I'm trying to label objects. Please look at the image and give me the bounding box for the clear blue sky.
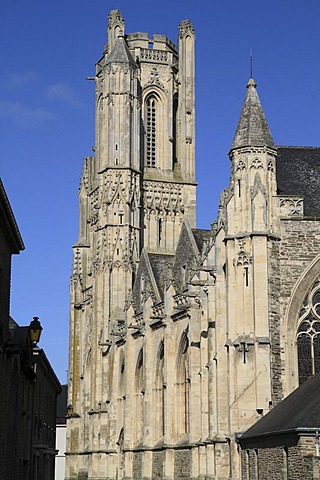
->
[1,0,319,383]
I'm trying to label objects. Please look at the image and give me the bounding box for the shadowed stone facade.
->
[66,9,320,480]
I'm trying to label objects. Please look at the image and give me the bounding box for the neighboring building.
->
[0,178,29,479]
[238,374,320,479]
[55,385,67,480]
[66,9,320,480]
[0,178,61,480]
[32,348,61,480]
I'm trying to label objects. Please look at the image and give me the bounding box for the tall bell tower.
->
[66,10,196,479]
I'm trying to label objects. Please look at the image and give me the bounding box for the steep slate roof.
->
[239,374,320,447]
[231,78,275,150]
[132,251,174,312]
[148,254,175,299]
[172,222,201,293]
[191,228,212,254]
[106,35,136,65]
[276,146,320,217]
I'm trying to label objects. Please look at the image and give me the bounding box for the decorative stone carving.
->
[250,172,266,199]
[236,159,246,171]
[108,10,125,30]
[233,250,252,267]
[250,158,263,169]
[143,181,184,216]
[88,187,100,226]
[179,19,195,37]
[140,49,168,63]
[145,66,166,91]
[267,160,275,172]
[71,247,83,287]
[141,64,171,93]
[279,197,304,216]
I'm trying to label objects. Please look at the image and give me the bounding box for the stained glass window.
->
[297,278,320,384]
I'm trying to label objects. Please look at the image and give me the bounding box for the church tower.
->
[66,10,196,479]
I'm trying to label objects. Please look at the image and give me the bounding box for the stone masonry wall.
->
[280,219,320,300]
[152,450,164,479]
[132,452,142,480]
[241,444,319,480]
[268,238,282,404]
[174,449,191,479]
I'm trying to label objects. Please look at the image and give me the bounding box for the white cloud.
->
[0,100,53,126]
[1,71,38,88]
[45,82,81,106]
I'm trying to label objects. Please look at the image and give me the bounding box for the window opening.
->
[238,179,241,198]
[158,218,162,246]
[146,96,157,167]
[244,266,249,287]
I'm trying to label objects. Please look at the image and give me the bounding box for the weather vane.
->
[250,50,253,78]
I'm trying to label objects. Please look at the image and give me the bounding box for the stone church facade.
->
[66,9,320,480]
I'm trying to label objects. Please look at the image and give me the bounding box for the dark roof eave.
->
[239,426,320,444]
[0,179,25,252]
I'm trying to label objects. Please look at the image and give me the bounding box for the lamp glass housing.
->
[29,317,43,344]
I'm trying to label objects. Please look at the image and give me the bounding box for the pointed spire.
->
[106,35,136,66]
[107,9,125,52]
[231,78,274,150]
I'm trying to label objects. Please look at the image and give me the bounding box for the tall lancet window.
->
[297,277,320,384]
[176,332,189,437]
[145,95,157,167]
[154,340,165,439]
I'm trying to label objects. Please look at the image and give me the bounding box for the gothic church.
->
[66,9,320,480]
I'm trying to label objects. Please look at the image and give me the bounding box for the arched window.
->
[176,332,189,437]
[145,95,157,168]
[297,277,320,384]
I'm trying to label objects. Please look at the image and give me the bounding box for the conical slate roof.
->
[231,78,275,150]
[106,35,136,66]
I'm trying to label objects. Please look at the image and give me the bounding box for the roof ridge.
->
[277,145,320,149]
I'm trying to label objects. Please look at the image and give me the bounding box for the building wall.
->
[55,425,66,480]
[240,436,320,480]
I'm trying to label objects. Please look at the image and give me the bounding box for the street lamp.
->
[29,317,43,345]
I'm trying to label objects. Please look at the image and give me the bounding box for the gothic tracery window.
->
[145,95,157,167]
[297,277,320,384]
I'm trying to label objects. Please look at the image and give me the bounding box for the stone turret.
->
[220,78,279,448]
